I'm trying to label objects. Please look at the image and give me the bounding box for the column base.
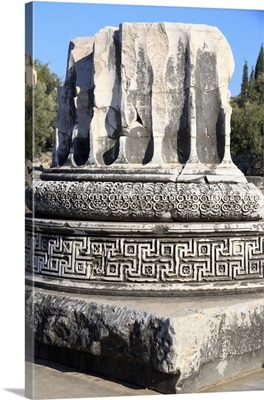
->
[25,216,264,295]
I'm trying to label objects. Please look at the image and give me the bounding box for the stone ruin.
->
[25,23,264,395]
[27,22,264,223]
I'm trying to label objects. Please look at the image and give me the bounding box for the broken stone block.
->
[56,37,94,166]
[54,23,240,173]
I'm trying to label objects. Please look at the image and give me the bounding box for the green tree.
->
[34,81,58,154]
[240,60,248,98]
[231,45,264,163]
[25,60,62,160]
[231,46,264,165]
[254,44,264,81]
[231,101,264,158]
[247,66,255,100]
[34,60,62,95]
[254,44,264,96]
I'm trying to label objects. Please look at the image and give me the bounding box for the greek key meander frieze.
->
[25,230,264,283]
[26,181,264,221]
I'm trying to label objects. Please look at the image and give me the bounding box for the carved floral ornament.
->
[26,181,264,221]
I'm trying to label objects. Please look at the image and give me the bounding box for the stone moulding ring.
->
[26,180,264,222]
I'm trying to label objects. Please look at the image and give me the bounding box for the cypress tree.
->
[249,66,255,82]
[254,44,264,80]
[247,66,256,100]
[241,60,249,97]
[231,45,264,163]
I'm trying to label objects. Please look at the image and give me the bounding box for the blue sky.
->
[26,1,264,97]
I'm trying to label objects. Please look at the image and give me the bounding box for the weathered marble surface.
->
[53,23,244,180]
[26,180,264,221]
[56,37,94,166]
[25,23,264,396]
[26,22,264,222]
[25,287,264,393]
[25,217,264,295]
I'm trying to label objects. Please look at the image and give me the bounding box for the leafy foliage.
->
[254,44,264,81]
[25,60,62,160]
[34,60,62,95]
[231,101,264,157]
[231,44,264,160]
[240,60,248,97]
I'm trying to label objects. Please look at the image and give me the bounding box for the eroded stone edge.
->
[25,287,264,393]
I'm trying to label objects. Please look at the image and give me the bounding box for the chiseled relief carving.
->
[25,22,264,296]
[27,180,263,221]
[25,230,264,283]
